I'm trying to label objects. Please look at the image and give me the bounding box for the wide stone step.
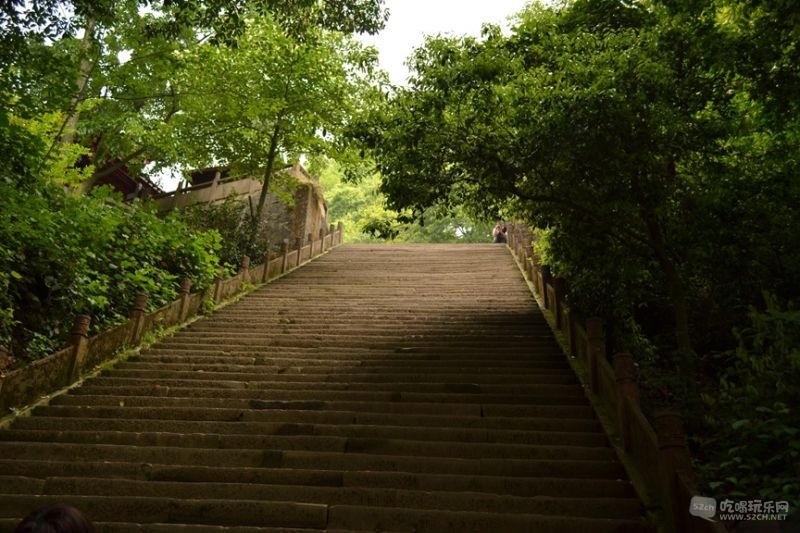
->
[71,379,581,398]
[0,431,613,461]
[54,387,586,407]
[279,451,625,478]
[58,390,586,407]
[14,477,642,519]
[0,443,625,478]
[120,359,574,373]
[32,402,595,423]
[12,415,603,438]
[325,504,648,533]
[0,462,343,487]
[48,395,579,416]
[0,462,631,497]
[150,338,553,350]
[128,354,575,370]
[133,350,574,366]
[0,519,328,533]
[94,369,578,385]
[0,430,611,460]
[0,495,327,529]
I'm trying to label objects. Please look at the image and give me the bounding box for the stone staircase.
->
[0,244,650,532]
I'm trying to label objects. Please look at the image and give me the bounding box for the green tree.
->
[1,0,388,190]
[350,0,800,504]
[353,0,800,362]
[170,14,381,237]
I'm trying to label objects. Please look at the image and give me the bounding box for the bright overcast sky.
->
[359,0,533,85]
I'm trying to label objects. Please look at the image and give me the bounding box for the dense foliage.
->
[0,177,220,365]
[176,196,270,271]
[351,0,800,507]
[313,158,496,243]
[0,0,387,367]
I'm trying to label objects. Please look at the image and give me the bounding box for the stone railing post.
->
[613,351,639,452]
[319,228,325,254]
[281,240,290,274]
[307,232,314,257]
[178,279,192,323]
[586,317,604,394]
[525,245,534,282]
[553,277,567,329]
[294,237,302,267]
[213,266,224,303]
[68,314,91,383]
[655,410,693,532]
[530,255,541,295]
[516,231,525,260]
[129,293,149,345]
[541,265,553,309]
[261,252,271,283]
[655,410,692,474]
[239,255,250,289]
[567,309,578,358]
[337,221,344,245]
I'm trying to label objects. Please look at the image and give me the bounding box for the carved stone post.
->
[553,277,567,329]
[655,410,692,532]
[319,228,325,254]
[541,265,552,309]
[524,245,534,282]
[178,279,192,323]
[261,252,271,283]
[327,223,335,251]
[281,240,290,274]
[530,255,540,295]
[129,293,149,345]
[655,410,692,474]
[613,351,639,451]
[567,309,578,358]
[586,317,604,394]
[213,266,224,303]
[239,255,250,290]
[337,221,344,245]
[68,314,91,383]
[294,237,302,268]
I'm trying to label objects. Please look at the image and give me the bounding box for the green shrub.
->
[0,181,221,362]
[696,296,800,507]
[177,195,270,271]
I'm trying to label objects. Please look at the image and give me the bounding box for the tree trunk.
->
[63,17,96,147]
[631,169,693,357]
[249,123,282,247]
[639,204,693,356]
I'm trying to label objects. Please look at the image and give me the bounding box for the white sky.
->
[359,0,533,85]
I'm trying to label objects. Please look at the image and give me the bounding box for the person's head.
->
[14,505,95,533]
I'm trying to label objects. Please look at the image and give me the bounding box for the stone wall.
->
[153,164,327,249]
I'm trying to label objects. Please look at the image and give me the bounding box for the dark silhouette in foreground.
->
[14,505,95,533]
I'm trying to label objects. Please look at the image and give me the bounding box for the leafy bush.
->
[176,195,270,271]
[0,180,221,363]
[696,297,800,507]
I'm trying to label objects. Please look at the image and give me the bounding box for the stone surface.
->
[0,244,650,532]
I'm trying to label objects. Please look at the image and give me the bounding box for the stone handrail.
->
[0,222,345,417]
[507,223,726,533]
[152,175,263,212]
